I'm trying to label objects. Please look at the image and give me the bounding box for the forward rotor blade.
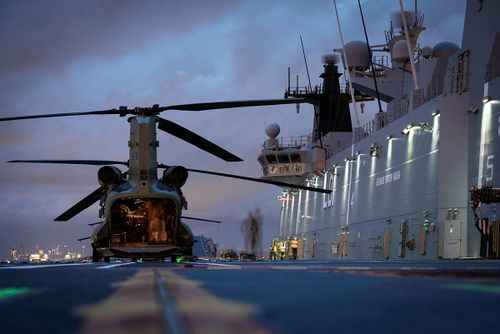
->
[182,216,222,224]
[158,164,331,194]
[8,160,128,166]
[0,109,121,122]
[156,117,242,162]
[88,221,104,226]
[0,98,307,122]
[161,98,305,112]
[55,187,105,221]
[77,236,92,242]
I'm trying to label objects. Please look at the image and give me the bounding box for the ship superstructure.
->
[263,0,500,260]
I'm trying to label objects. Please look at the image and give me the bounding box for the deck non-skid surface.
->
[1,260,500,333]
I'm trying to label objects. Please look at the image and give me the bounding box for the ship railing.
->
[354,112,389,141]
[448,50,471,94]
[412,75,445,109]
[387,100,409,121]
[327,138,352,157]
[372,55,390,70]
[263,135,312,150]
[286,84,350,96]
[384,30,394,46]
[486,57,500,82]
[413,51,471,109]
[286,85,322,96]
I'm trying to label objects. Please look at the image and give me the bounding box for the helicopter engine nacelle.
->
[97,166,122,187]
[162,166,188,188]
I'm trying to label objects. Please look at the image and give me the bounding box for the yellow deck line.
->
[75,268,269,334]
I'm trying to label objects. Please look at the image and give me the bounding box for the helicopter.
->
[0,99,331,262]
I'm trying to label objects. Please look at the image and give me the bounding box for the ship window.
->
[266,154,277,163]
[290,154,301,162]
[278,154,290,163]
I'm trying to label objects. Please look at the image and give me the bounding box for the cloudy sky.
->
[0,0,466,258]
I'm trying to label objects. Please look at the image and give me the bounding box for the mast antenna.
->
[299,35,323,148]
[399,0,421,90]
[332,0,361,128]
[300,35,313,91]
[357,0,384,114]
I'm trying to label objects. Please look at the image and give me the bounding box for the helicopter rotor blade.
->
[88,221,104,226]
[0,109,123,122]
[161,98,305,112]
[55,187,105,222]
[181,216,222,224]
[186,168,330,194]
[8,160,128,166]
[0,98,306,123]
[77,236,92,242]
[156,117,242,162]
[157,164,330,194]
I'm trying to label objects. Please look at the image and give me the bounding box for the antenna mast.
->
[332,0,360,128]
[399,0,421,90]
[357,0,384,113]
[300,35,313,91]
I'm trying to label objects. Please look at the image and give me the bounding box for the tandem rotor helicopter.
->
[0,99,330,262]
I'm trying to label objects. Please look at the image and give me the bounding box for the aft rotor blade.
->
[55,187,105,221]
[161,98,305,112]
[156,117,242,162]
[77,236,92,242]
[88,221,104,226]
[186,169,330,194]
[182,216,222,224]
[158,164,331,194]
[8,160,128,166]
[0,109,121,122]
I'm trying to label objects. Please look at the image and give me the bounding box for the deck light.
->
[401,123,414,135]
[419,122,433,133]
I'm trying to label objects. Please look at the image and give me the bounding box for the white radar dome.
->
[432,42,460,58]
[265,123,281,139]
[421,45,432,58]
[344,41,370,69]
[392,39,410,64]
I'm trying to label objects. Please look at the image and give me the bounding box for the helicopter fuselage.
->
[91,116,192,261]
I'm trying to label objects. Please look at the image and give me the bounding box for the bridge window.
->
[266,154,277,163]
[278,154,290,163]
[290,154,302,162]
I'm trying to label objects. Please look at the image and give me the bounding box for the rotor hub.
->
[118,104,162,117]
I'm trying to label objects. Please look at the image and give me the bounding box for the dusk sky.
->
[0,0,466,258]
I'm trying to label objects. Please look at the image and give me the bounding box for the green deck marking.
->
[0,287,30,300]
[446,283,500,295]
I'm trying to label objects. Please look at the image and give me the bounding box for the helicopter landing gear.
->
[92,248,110,263]
[92,248,101,263]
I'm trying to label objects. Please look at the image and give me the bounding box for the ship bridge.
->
[258,124,325,186]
